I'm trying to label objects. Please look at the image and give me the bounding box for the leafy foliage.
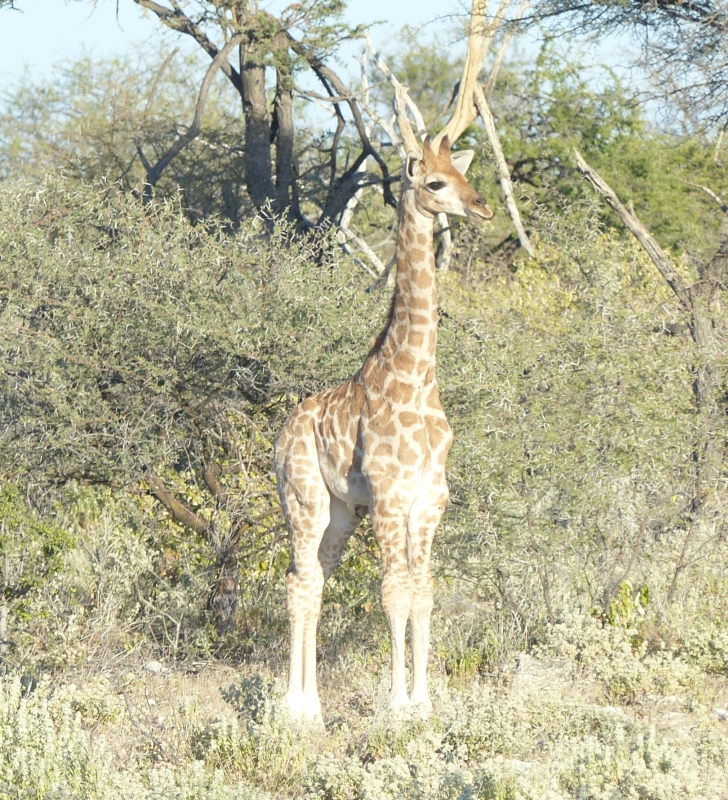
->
[0,483,73,644]
[0,173,391,644]
[0,173,387,483]
[0,51,249,221]
[1,171,725,663]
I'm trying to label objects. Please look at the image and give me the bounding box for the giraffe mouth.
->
[468,205,494,221]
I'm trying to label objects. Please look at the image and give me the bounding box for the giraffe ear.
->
[406,151,421,179]
[450,149,475,176]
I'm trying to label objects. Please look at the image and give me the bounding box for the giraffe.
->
[274,135,493,724]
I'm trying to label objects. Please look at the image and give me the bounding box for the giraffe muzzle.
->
[469,195,494,221]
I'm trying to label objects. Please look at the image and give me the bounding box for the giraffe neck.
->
[376,189,439,382]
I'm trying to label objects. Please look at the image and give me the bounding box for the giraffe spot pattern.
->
[274,136,483,723]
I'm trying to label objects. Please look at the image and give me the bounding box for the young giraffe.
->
[275,135,493,724]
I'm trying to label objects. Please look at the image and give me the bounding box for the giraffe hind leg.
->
[298,496,361,719]
[276,414,330,725]
[318,495,361,581]
[283,485,360,725]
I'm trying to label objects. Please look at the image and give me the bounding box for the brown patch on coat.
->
[408,296,430,310]
[397,441,419,465]
[390,382,415,404]
[411,269,433,289]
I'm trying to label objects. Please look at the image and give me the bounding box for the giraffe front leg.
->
[383,566,412,711]
[408,482,448,711]
[372,502,413,712]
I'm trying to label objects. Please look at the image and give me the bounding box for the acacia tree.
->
[0,171,393,636]
[574,152,727,602]
[0,51,252,220]
[130,0,396,227]
[531,0,728,135]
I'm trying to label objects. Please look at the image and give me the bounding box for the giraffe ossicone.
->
[274,135,493,725]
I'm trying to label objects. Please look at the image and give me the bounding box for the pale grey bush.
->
[681,628,728,675]
[441,688,527,763]
[533,610,702,703]
[0,676,273,800]
[4,649,728,800]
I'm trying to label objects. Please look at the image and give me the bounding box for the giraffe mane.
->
[368,291,397,357]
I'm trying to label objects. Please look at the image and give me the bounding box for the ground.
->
[2,605,727,800]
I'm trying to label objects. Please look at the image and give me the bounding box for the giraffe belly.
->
[318,446,371,507]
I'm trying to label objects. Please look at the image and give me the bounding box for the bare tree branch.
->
[691,183,728,213]
[574,148,692,310]
[338,223,387,276]
[436,0,511,148]
[285,29,397,210]
[365,34,422,155]
[133,47,179,174]
[138,35,245,194]
[484,0,530,100]
[474,83,535,257]
[146,472,212,540]
[133,0,244,94]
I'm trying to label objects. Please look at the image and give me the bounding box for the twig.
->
[574,148,692,310]
[483,0,529,100]
[474,84,534,257]
[683,181,728,213]
[365,34,423,155]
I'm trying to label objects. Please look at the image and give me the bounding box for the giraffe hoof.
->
[286,693,324,729]
[409,695,433,717]
[388,691,412,715]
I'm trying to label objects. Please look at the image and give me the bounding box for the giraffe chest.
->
[358,380,451,487]
[314,379,450,505]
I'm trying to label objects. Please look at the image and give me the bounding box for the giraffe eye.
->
[427,181,445,191]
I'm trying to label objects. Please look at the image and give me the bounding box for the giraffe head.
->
[403,135,494,221]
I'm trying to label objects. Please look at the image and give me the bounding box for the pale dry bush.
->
[533,610,703,704]
[5,492,220,672]
[0,674,272,800]
[3,617,728,800]
[680,627,728,675]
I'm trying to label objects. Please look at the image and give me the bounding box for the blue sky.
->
[0,0,472,82]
